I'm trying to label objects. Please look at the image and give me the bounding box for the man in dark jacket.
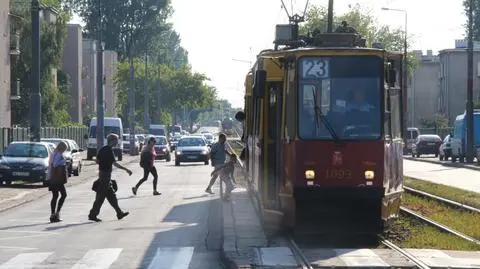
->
[88,133,132,222]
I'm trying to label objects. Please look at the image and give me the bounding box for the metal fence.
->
[0,127,88,153]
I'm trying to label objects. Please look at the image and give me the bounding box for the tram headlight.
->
[364,170,374,180]
[305,170,315,180]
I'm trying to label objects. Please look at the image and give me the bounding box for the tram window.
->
[389,92,402,138]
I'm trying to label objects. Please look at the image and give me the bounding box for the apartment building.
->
[82,38,97,117]
[408,50,440,127]
[103,50,118,116]
[0,1,11,128]
[61,24,83,123]
[439,39,480,122]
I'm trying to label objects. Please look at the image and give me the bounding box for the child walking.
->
[210,153,238,200]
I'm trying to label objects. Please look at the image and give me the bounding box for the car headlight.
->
[0,164,10,169]
[201,150,208,154]
[176,150,182,155]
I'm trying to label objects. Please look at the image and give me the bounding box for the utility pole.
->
[128,31,136,155]
[144,49,149,130]
[467,0,475,163]
[30,0,41,142]
[96,0,105,150]
[327,0,334,33]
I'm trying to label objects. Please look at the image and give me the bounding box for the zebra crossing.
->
[0,246,197,269]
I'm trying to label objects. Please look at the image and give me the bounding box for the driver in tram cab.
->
[346,89,375,112]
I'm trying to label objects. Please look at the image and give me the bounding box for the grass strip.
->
[383,213,480,250]
[402,193,480,240]
[404,177,480,209]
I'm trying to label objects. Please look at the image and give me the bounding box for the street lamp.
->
[96,0,105,151]
[382,7,408,141]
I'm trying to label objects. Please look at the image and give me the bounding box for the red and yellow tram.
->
[236,21,405,237]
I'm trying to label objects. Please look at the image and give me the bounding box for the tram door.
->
[266,82,282,206]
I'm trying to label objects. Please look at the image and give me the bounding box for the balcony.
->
[10,33,20,56]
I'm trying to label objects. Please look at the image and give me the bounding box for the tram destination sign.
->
[301,58,330,79]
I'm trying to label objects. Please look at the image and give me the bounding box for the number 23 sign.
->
[301,58,329,79]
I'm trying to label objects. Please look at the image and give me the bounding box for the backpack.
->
[139,151,150,168]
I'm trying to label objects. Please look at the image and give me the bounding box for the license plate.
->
[13,172,29,176]
[187,156,197,159]
[428,143,435,145]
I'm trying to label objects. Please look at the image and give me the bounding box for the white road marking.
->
[0,252,52,269]
[334,249,389,267]
[258,247,298,266]
[406,249,478,268]
[146,247,195,269]
[70,248,122,269]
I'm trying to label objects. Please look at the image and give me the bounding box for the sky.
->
[70,0,465,108]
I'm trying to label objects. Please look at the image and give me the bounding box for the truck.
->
[148,124,167,137]
[450,109,480,162]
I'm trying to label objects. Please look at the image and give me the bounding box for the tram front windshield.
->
[298,56,382,140]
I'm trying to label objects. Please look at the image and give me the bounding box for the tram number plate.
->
[325,169,352,179]
[301,58,329,79]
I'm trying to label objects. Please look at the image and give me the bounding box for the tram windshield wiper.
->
[311,88,341,142]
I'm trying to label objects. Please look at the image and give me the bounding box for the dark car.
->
[175,136,210,166]
[411,134,442,158]
[41,138,83,177]
[0,142,54,186]
[153,136,171,162]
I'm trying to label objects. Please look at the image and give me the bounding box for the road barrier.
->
[0,126,88,153]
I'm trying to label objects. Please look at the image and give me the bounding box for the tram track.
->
[398,186,480,246]
[379,237,432,269]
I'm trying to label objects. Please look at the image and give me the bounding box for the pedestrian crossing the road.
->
[0,247,198,269]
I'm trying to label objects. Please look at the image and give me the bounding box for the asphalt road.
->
[0,155,225,269]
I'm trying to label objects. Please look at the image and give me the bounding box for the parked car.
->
[175,136,210,166]
[439,134,453,161]
[405,127,421,154]
[411,134,442,158]
[152,136,171,162]
[41,138,83,176]
[0,142,55,186]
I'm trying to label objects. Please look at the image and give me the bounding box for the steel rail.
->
[288,239,314,269]
[400,206,480,245]
[404,186,480,214]
[379,236,431,269]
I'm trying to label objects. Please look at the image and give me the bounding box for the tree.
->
[66,0,188,67]
[463,0,480,40]
[114,59,217,127]
[419,114,450,130]
[301,4,418,73]
[10,0,73,126]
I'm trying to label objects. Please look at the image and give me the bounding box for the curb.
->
[0,156,139,214]
[404,156,480,172]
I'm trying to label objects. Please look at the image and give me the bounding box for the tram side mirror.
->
[83,134,88,140]
[235,111,246,122]
[253,70,266,98]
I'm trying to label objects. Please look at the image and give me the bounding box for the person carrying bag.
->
[47,141,68,223]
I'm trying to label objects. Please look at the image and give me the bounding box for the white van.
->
[86,117,124,161]
[149,124,167,137]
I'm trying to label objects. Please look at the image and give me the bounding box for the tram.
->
[235,9,405,237]
[221,117,234,135]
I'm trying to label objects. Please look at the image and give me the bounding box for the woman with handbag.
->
[47,141,68,223]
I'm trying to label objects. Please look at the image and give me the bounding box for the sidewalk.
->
[404,156,480,172]
[222,162,268,268]
[0,155,139,213]
[404,158,480,193]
